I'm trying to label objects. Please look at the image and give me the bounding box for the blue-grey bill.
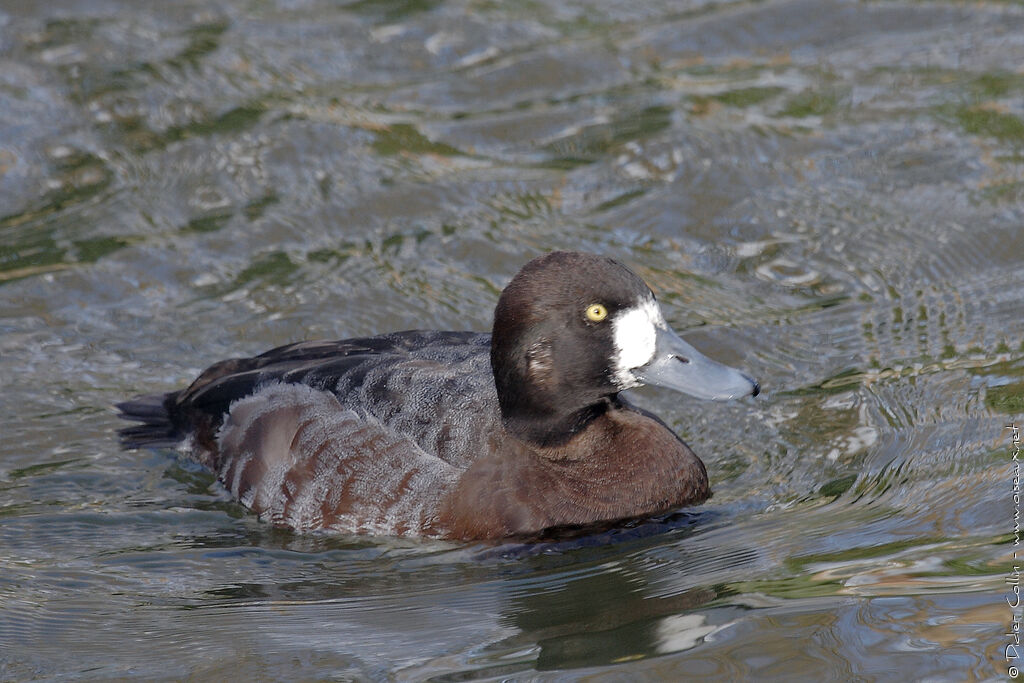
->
[634,324,759,400]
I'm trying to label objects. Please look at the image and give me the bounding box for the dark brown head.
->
[490,251,759,446]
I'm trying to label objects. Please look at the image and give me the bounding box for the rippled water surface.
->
[2,0,1023,680]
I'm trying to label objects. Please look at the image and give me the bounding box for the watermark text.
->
[1007,423,1021,678]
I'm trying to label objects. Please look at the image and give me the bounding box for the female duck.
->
[118,251,758,540]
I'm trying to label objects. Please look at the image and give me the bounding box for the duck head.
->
[490,251,759,445]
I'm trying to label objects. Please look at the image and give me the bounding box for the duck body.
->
[118,252,757,540]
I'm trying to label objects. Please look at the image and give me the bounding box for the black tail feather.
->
[116,392,182,449]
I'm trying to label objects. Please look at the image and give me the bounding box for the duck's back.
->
[269,331,499,469]
[118,331,501,534]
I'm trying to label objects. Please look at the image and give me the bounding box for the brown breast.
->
[437,407,710,540]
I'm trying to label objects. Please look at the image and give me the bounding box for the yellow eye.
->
[585,303,608,322]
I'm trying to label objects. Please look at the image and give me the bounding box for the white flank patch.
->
[611,297,662,386]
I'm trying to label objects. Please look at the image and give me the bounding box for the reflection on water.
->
[1,0,1022,679]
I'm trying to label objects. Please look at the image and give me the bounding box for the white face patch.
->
[611,297,663,387]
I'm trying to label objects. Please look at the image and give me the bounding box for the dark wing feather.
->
[117,330,495,464]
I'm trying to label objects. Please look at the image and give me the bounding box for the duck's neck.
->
[500,396,616,448]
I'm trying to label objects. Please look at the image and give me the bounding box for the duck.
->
[117,251,759,540]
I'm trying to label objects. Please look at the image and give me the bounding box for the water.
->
[1,0,1021,679]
